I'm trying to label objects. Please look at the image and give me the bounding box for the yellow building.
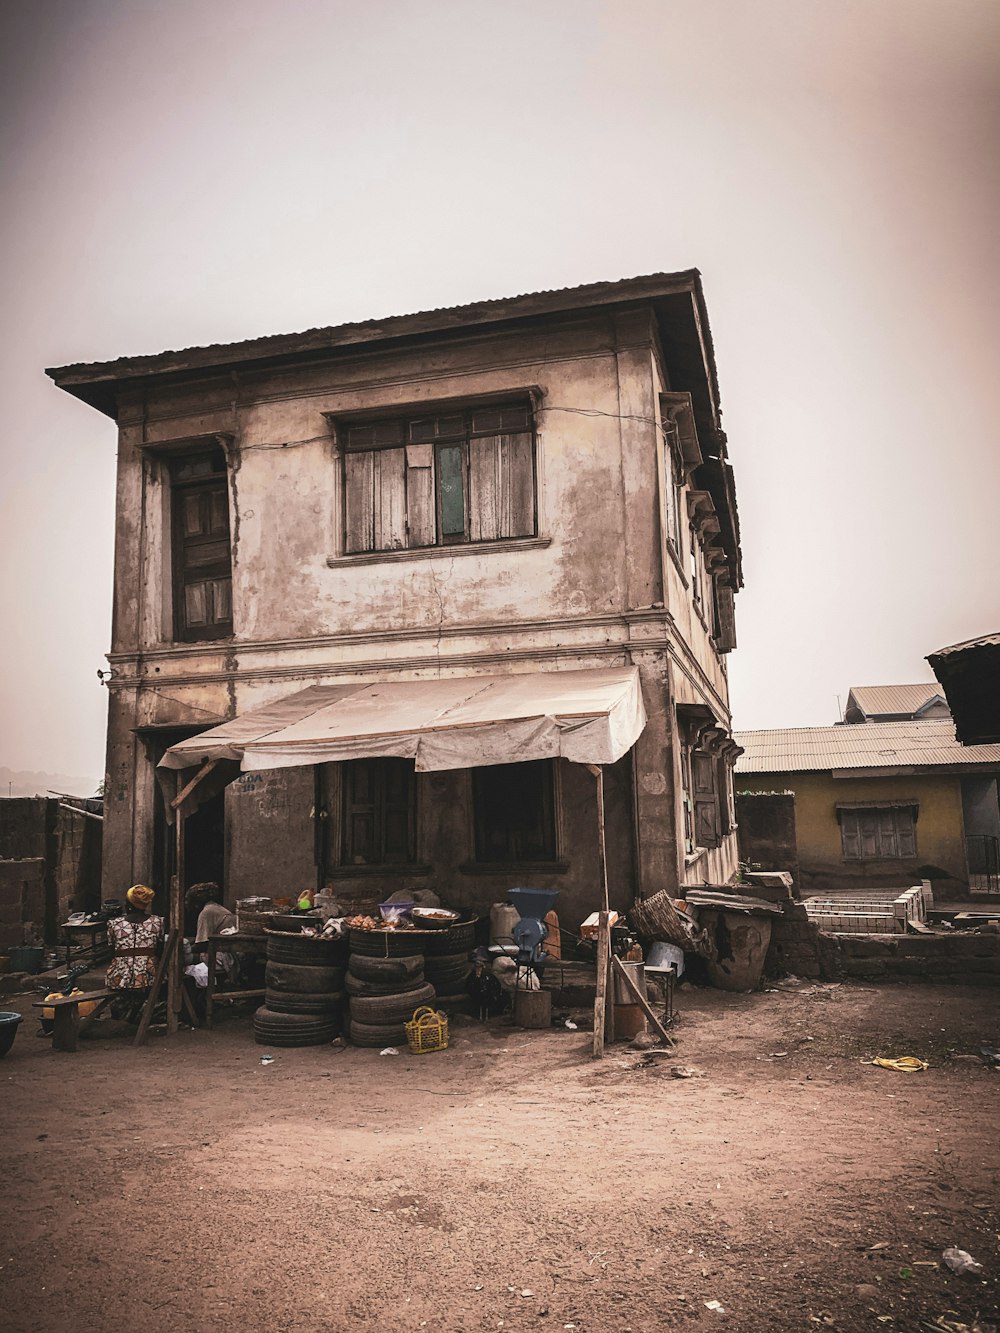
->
[735,716,1000,899]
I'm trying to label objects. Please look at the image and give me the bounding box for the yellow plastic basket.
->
[404,1005,449,1054]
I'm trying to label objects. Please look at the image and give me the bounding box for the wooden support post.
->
[135,930,179,1047]
[167,775,187,1035]
[610,955,676,1046]
[588,764,614,1057]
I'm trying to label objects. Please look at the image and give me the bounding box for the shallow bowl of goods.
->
[0,1010,24,1057]
[270,912,323,932]
[410,907,460,930]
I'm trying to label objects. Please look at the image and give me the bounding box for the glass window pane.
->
[438,445,466,537]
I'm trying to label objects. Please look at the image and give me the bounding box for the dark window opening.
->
[342,401,536,554]
[170,448,233,642]
[473,760,557,864]
[342,758,416,866]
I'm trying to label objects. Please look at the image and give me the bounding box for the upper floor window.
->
[169,449,232,642]
[342,401,536,555]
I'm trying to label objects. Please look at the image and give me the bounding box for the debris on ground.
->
[941,1247,984,1277]
[867,1056,929,1072]
[671,1065,706,1079]
[379,1047,400,1057]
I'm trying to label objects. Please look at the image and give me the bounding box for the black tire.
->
[265,931,347,966]
[346,972,425,998]
[424,918,477,956]
[253,1005,340,1046]
[349,981,435,1024]
[348,928,434,958]
[348,1017,409,1048]
[265,989,345,1016]
[265,961,345,993]
[347,953,424,986]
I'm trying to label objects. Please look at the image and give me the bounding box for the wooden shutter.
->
[858,811,880,859]
[175,476,232,640]
[715,584,737,652]
[875,809,899,858]
[692,751,720,849]
[841,810,861,859]
[344,452,375,553]
[405,444,436,547]
[344,760,378,865]
[896,809,917,857]
[469,433,534,541]
[381,759,415,864]
[373,448,406,551]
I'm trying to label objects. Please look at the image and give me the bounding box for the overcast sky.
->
[1,0,998,787]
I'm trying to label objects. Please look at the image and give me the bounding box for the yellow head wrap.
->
[126,884,155,913]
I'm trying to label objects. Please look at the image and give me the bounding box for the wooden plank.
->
[611,955,676,1046]
[344,451,375,553]
[170,758,220,810]
[501,432,534,537]
[593,909,609,1059]
[374,447,407,550]
[469,436,499,541]
[405,444,436,547]
[135,930,179,1047]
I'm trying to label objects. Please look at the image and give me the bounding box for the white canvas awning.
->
[158,666,646,775]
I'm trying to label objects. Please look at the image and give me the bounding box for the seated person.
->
[106,884,164,1020]
[185,882,238,987]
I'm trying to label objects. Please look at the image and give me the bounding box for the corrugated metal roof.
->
[929,631,1000,657]
[735,718,1000,774]
[847,683,947,717]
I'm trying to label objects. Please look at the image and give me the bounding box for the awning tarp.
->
[158,666,646,775]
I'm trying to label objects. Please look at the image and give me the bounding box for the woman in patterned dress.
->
[106,885,164,1019]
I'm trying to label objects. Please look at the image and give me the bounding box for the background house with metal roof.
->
[735,713,1000,898]
[842,683,951,724]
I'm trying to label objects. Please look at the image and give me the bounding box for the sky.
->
[1,0,998,787]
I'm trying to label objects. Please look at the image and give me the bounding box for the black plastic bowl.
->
[0,1011,24,1058]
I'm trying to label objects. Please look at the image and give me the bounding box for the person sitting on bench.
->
[106,885,164,1021]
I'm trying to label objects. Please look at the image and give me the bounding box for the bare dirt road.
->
[1,980,997,1333]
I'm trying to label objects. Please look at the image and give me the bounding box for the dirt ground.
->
[1,979,998,1333]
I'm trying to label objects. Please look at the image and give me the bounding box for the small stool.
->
[32,989,113,1052]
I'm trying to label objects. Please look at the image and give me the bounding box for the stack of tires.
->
[423,916,477,1008]
[253,929,347,1047]
[347,928,436,1048]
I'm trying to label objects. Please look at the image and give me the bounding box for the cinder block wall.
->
[819,932,1000,986]
[0,859,46,951]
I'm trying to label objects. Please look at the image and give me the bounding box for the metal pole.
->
[168,774,186,1034]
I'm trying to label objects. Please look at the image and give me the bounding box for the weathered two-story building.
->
[48,272,744,926]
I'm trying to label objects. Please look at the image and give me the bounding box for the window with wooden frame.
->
[341,400,536,555]
[472,760,558,864]
[169,449,233,642]
[341,758,416,867]
[839,805,917,860]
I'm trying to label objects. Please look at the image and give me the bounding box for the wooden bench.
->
[32,989,114,1052]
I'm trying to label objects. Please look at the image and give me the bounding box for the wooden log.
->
[593,909,609,1058]
[170,758,219,810]
[610,955,676,1046]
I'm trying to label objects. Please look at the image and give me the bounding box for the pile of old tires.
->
[423,916,476,1007]
[347,927,436,1048]
[253,928,347,1047]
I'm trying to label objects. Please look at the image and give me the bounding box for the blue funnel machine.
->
[508,888,560,974]
[508,888,560,922]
